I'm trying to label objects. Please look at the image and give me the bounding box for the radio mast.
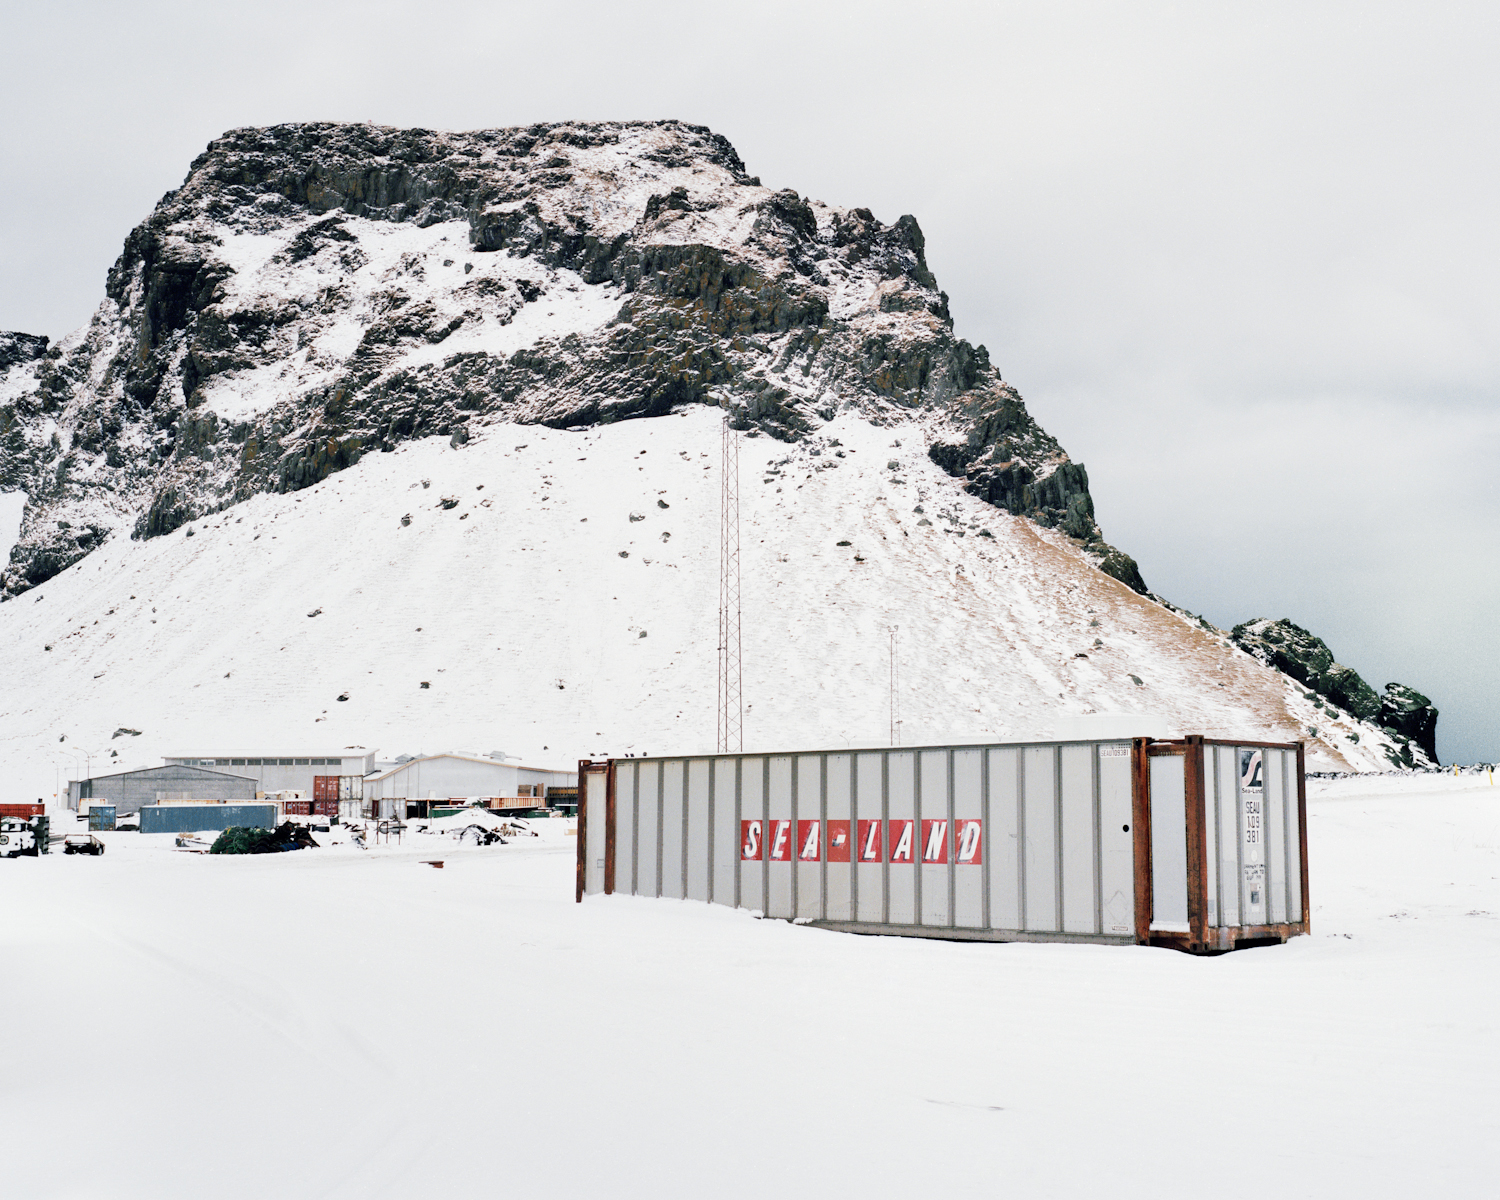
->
[717,412,743,753]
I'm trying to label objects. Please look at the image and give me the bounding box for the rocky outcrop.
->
[1,120,1124,599]
[0,332,48,372]
[1377,683,1439,766]
[1231,618,1439,765]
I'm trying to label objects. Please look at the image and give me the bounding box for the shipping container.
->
[139,804,279,835]
[0,804,45,818]
[577,736,1309,954]
[88,806,117,831]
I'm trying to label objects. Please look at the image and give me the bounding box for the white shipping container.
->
[578,737,1309,954]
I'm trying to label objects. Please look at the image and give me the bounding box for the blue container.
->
[88,806,117,831]
[139,804,278,835]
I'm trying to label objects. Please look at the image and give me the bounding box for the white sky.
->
[1,1,1495,762]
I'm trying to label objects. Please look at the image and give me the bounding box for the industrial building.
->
[68,764,258,814]
[64,747,577,822]
[161,750,377,798]
[362,753,576,809]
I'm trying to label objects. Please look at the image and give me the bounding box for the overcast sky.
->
[2,1,1495,762]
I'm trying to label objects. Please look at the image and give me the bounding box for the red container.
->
[283,801,312,816]
[0,803,44,818]
[313,776,339,802]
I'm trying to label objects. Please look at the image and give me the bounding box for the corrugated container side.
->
[740,757,765,914]
[1097,745,1135,937]
[952,749,983,929]
[139,804,277,835]
[853,752,884,924]
[711,758,735,905]
[795,755,822,920]
[987,747,1021,932]
[661,760,686,902]
[582,736,1307,954]
[686,759,711,903]
[825,753,852,921]
[616,761,637,896]
[886,752,916,925]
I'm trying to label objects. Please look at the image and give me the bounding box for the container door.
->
[1263,749,1287,925]
[1148,753,1190,932]
[1237,749,1267,926]
[583,769,607,895]
[1214,746,1241,927]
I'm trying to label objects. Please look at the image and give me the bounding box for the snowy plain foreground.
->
[2,775,1495,1199]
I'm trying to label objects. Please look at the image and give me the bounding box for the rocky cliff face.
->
[0,120,1142,599]
[1231,618,1439,765]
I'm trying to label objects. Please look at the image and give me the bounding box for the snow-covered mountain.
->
[0,121,1436,799]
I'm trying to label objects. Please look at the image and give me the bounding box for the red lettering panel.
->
[955,818,983,865]
[740,820,763,861]
[797,819,821,861]
[921,818,948,864]
[857,819,883,862]
[768,819,793,862]
[827,820,851,863]
[889,819,915,863]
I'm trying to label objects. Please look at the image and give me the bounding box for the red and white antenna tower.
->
[717,411,744,753]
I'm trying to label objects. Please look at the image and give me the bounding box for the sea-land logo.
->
[742,819,982,865]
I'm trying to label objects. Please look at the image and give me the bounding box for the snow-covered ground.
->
[0,407,1408,808]
[1,773,1495,1198]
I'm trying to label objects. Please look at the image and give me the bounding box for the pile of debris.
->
[414,807,540,845]
[209,822,320,855]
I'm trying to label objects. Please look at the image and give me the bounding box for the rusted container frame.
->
[1141,736,1311,953]
[575,760,609,903]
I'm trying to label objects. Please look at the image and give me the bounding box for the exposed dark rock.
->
[0,332,49,371]
[2,118,1125,605]
[1378,683,1439,764]
[1231,618,1437,763]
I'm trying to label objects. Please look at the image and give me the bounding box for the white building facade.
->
[362,754,575,803]
[162,750,377,796]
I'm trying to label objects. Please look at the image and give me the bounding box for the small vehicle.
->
[63,833,106,856]
[1,817,38,857]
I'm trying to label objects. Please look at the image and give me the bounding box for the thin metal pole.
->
[889,625,900,746]
[717,412,743,753]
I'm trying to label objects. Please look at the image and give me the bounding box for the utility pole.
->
[717,411,743,753]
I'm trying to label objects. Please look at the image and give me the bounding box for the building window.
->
[278,759,294,766]
[231,759,246,766]
[244,759,261,766]
[294,759,310,766]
